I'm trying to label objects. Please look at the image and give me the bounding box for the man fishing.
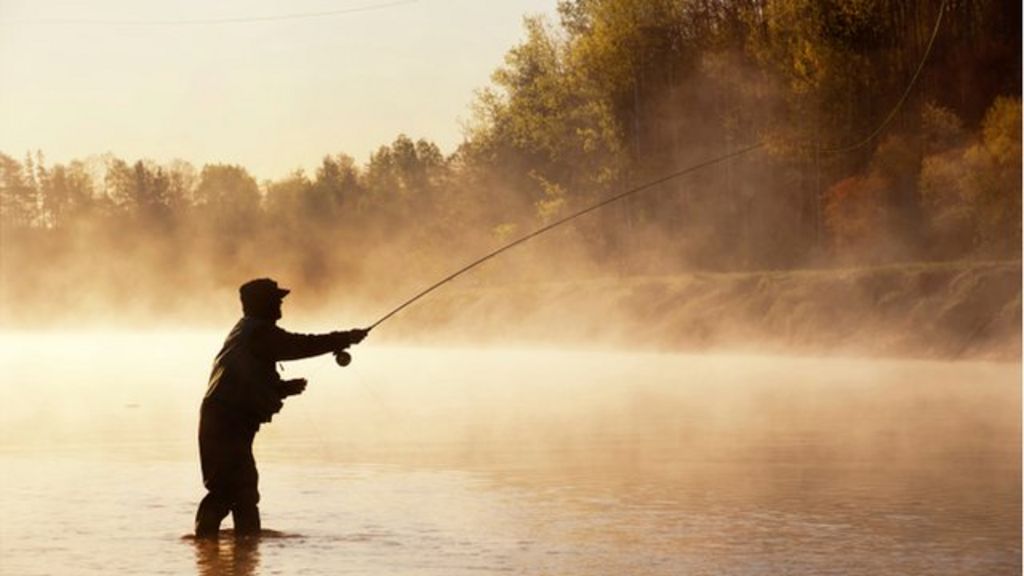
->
[195,278,368,538]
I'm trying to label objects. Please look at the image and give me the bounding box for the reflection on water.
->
[0,334,1020,575]
[192,535,260,576]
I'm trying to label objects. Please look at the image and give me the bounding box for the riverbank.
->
[382,260,1021,361]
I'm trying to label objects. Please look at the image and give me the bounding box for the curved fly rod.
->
[326,142,760,368]
[364,142,764,333]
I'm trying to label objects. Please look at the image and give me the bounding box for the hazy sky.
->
[0,0,556,180]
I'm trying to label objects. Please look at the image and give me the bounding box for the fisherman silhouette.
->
[194,278,367,538]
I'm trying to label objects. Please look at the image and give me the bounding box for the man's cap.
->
[239,278,290,303]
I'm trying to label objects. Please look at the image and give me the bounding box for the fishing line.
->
[814,0,947,154]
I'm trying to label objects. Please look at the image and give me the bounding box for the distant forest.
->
[1,0,1020,323]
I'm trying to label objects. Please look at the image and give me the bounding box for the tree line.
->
[1,0,1020,323]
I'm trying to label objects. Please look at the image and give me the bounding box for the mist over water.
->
[1,332,1019,575]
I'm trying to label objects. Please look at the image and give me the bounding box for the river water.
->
[0,332,1020,575]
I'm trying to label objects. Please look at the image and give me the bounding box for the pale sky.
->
[0,0,557,180]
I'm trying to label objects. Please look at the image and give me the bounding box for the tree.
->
[39,161,95,230]
[309,154,362,224]
[966,96,1021,255]
[105,159,176,229]
[0,153,39,230]
[918,96,1021,258]
[194,164,261,233]
[824,173,895,260]
[365,134,450,222]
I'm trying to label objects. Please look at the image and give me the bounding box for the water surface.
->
[1,333,1019,575]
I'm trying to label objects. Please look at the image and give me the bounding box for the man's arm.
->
[253,325,368,362]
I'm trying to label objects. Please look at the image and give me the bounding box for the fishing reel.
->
[332,326,371,367]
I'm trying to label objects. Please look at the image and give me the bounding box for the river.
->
[0,332,1019,575]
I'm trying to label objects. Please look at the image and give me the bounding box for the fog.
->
[0,137,1018,361]
[2,332,1018,477]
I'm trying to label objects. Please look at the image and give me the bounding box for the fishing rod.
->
[328,143,759,366]
[327,142,763,367]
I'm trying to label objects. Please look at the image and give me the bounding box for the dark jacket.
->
[201,316,357,429]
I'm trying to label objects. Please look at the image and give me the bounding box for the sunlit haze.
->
[0,0,555,180]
